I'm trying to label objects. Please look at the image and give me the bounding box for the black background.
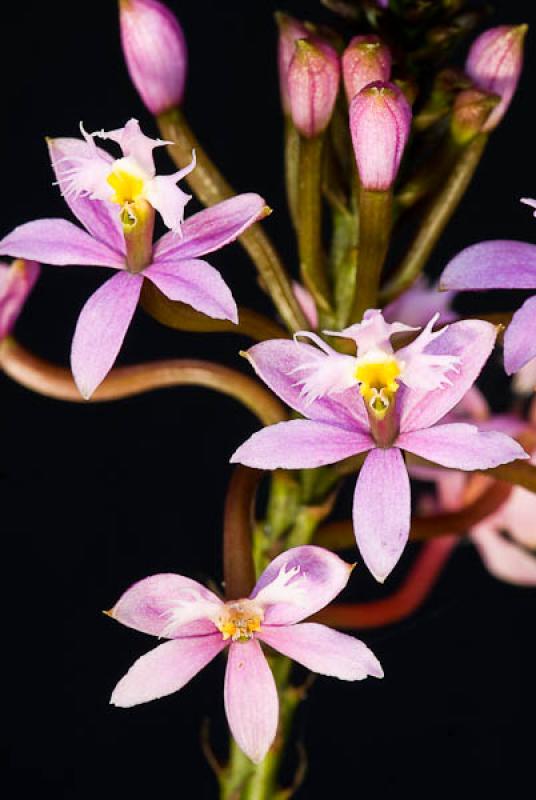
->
[2,1,536,797]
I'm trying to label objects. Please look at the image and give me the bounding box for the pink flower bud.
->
[287,38,341,138]
[276,12,309,113]
[349,81,412,191]
[342,35,392,102]
[0,259,40,339]
[119,0,188,115]
[465,24,527,131]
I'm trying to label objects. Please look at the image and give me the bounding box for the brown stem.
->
[315,477,513,550]
[0,338,287,427]
[141,281,287,341]
[223,466,261,600]
[157,107,308,333]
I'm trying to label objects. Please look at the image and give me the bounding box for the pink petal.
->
[259,623,383,680]
[513,356,536,395]
[440,240,536,290]
[251,545,353,625]
[245,339,370,431]
[0,259,40,339]
[111,635,225,707]
[399,319,497,433]
[230,419,373,470]
[436,471,466,511]
[471,526,536,587]
[47,137,125,254]
[398,423,528,470]
[0,219,125,269]
[504,296,536,374]
[145,259,238,323]
[98,118,166,176]
[353,447,411,582]
[71,271,142,398]
[154,194,266,262]
[111,573,223,638]
[329,308,416,352]
[292,281,318,328]
[384,277,457,328]
[224,640,278,764]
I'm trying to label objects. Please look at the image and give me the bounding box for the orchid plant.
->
[1,1,534,797]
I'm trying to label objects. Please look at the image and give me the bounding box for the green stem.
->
[141,281,288,342]
[380,134,488,304]
[157,107,308,333]
[351,188,393,322]
[297,135,332,313]
[284,116,301,230]
[331,205,359,328]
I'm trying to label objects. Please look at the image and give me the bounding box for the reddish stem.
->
[312,536,457,629]
[223,466,261,600]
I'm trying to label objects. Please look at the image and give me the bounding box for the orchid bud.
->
[451,88,500,145]
[349,81,412,191]
[0,259,40,339]
[276,12,309,113]
[465,24,527,131]
[119,0,188,115]
[287,38,341,138]
[342,35,391,102]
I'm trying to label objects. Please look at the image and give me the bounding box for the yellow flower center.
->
[216,601,263,643]
[107,168,145,207]
[354,357,401,419]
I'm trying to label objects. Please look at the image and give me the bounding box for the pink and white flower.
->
[109,545,383,764]
[0,119,266,398]
[231,310,527,582]
[0,259,40,339]
[54,118,194,234]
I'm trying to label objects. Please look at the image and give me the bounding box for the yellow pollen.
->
[354,358,401,419]
[216,602,263,643]
[107,168,145,207]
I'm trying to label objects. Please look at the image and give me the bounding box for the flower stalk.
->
[0,338,287,426]
[351,188,392,321]
[223,467,260,601]
[141,280,288,341]
[297,135,332,313]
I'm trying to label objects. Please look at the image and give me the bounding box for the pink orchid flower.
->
[231,310,527,582]
[0,119,266,398]
[440,198,536,376]
[435,446,536,587]
[0,259,40,339]
[108,545,383,764]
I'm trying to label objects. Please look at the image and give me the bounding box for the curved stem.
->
[223,467,260,600]
[315,478,513,549]
[141,281,288,341]
[380,134,488,304]
[157,107,308,333]
[0,338,287,427]
[312,536,457,630]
